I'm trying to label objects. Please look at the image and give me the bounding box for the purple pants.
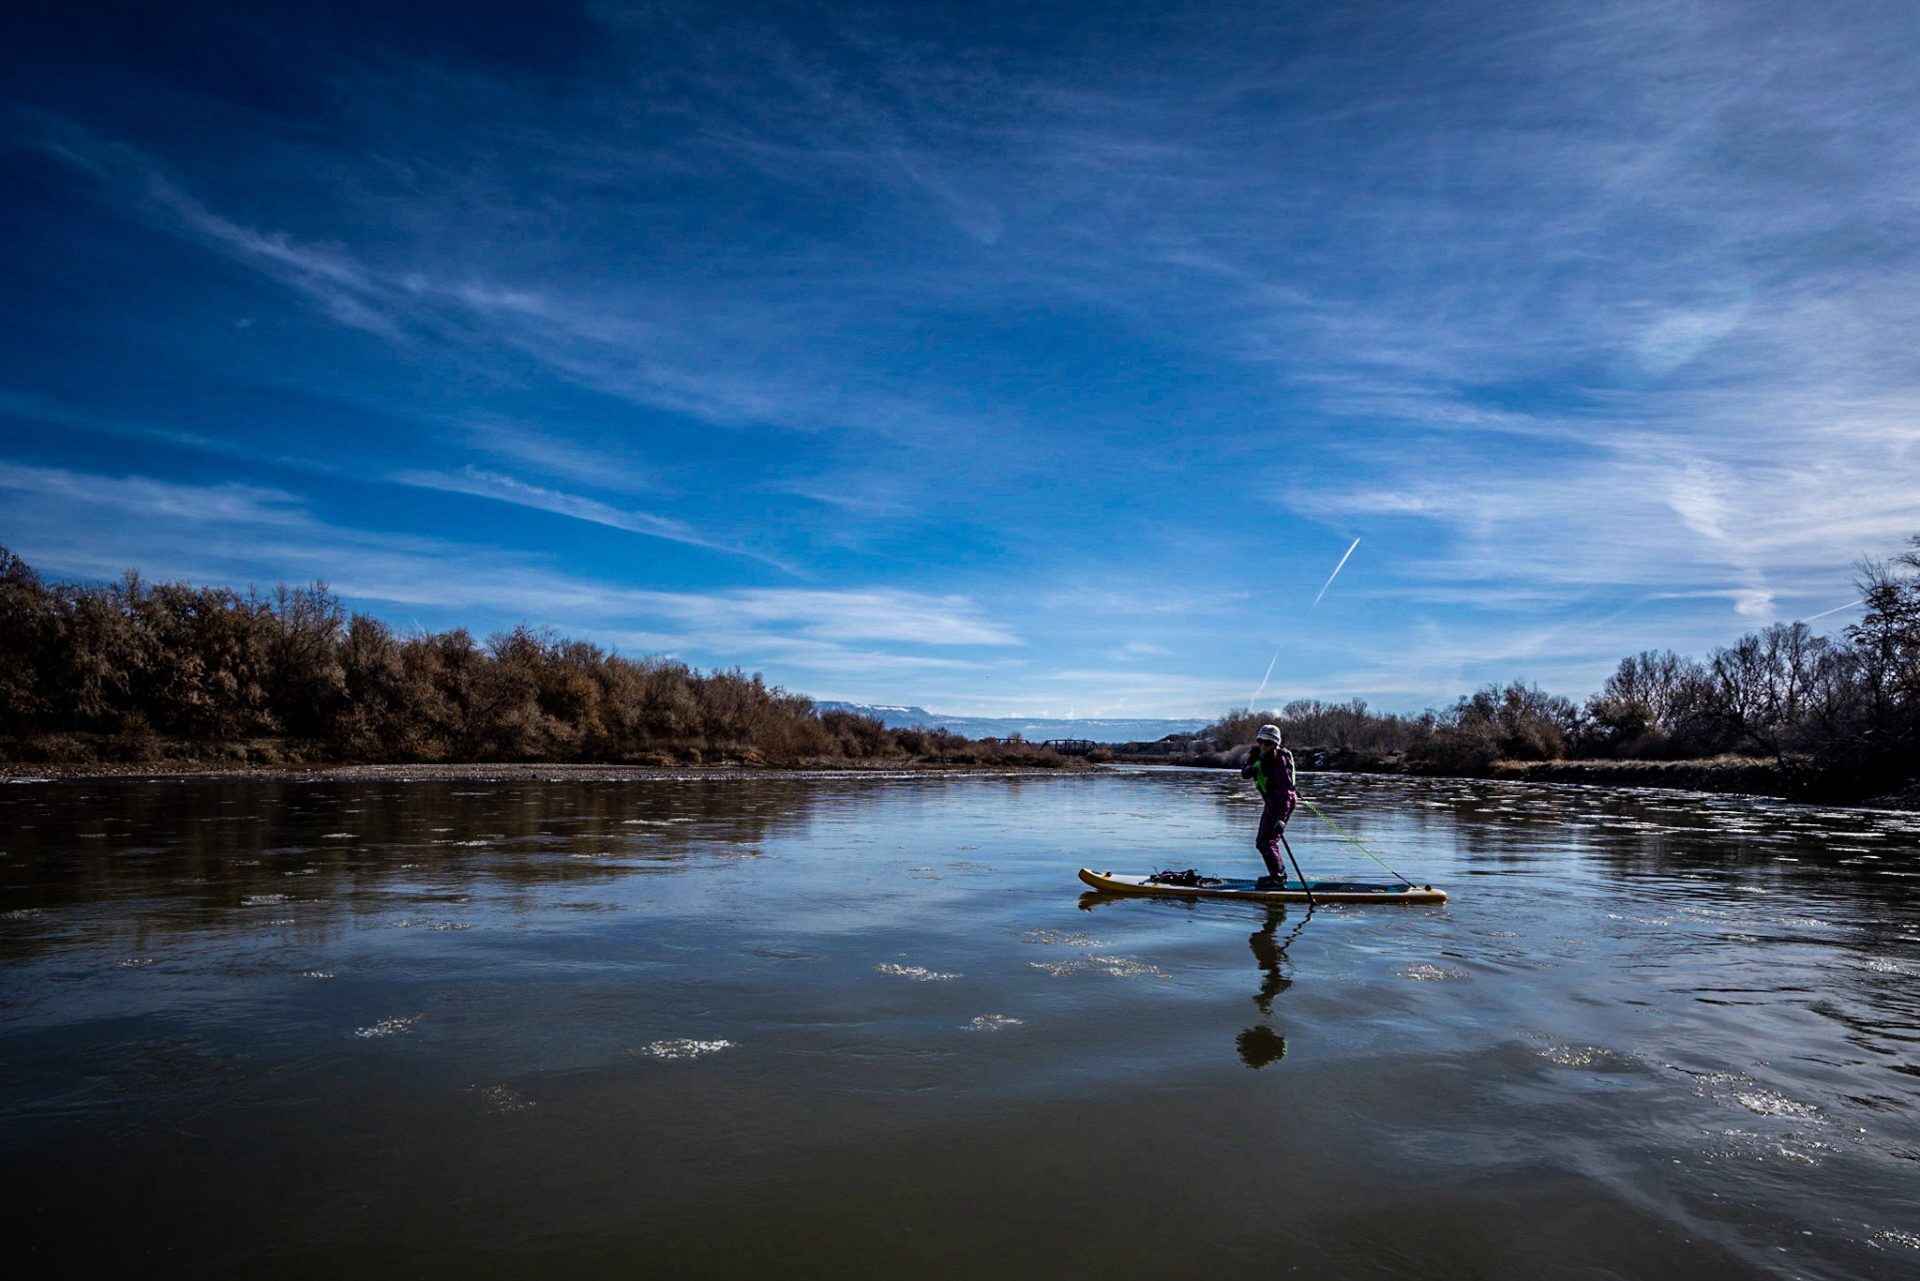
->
[1255,793,1297,878]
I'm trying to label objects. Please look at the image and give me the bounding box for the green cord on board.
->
[1297,795,1414,886]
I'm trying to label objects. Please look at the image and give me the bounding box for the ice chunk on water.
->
[876,963,960,981]
[468,1084,536,1113]
[1027,954,1168,980]
[1401,963,1467,981]
[636,1038,735,1061]
[1734,1089,1819,1120]
[963,1014,1024,1032]
[354,1015,420,1039]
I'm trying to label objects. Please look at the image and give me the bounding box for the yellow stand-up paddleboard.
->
[1078,867,1447,905]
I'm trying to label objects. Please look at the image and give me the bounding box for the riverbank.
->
[1484,755,1791,795]
[1482,756,1917,809]
[0,758,1094,784]
[14,757,1913,809]
[0,724,1085,781]
[1159,744,1919,810]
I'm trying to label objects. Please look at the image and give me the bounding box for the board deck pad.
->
[1078,867,1447,905]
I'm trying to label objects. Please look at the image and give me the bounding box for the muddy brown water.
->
[2,768,1917,1278]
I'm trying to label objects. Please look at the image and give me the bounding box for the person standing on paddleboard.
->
[1241,724,1297,888]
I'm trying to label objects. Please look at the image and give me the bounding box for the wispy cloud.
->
[0,460,1014,662]
[455,418,661,493]
[0,389,344,476]
[18,110,1017,447]
[394,465,790,569]
[0,460,310,537]
[651,588,1018,649]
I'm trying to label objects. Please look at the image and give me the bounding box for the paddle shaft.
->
[1278,830,1313,906]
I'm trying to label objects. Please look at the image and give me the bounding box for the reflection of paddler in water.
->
[1237,904,1311,1069]
[1248,904,1304,1015]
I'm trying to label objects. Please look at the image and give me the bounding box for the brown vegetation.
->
[0,549,1070,771]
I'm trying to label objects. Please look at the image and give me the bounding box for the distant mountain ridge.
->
[813,701,1210,745]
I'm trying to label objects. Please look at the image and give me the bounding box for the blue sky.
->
[3,0,1916,717]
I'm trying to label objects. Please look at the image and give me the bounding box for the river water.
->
[2,768,1917,1279]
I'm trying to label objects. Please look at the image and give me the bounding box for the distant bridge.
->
[1041,738,1099,756]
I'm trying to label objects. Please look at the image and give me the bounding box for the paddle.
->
[1278,829,1314,906]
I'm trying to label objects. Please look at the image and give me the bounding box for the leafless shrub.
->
[0,549,1069,769]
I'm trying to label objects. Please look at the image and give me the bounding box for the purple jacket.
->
[1241,747,1296,803]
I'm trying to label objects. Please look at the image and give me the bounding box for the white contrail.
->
[1800,598,1864,623]
[1311,536,1362,608]
[1247,649,1279,711]
[1249,537,1361,710]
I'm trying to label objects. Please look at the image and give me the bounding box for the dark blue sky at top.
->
[2,0,1916,714]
